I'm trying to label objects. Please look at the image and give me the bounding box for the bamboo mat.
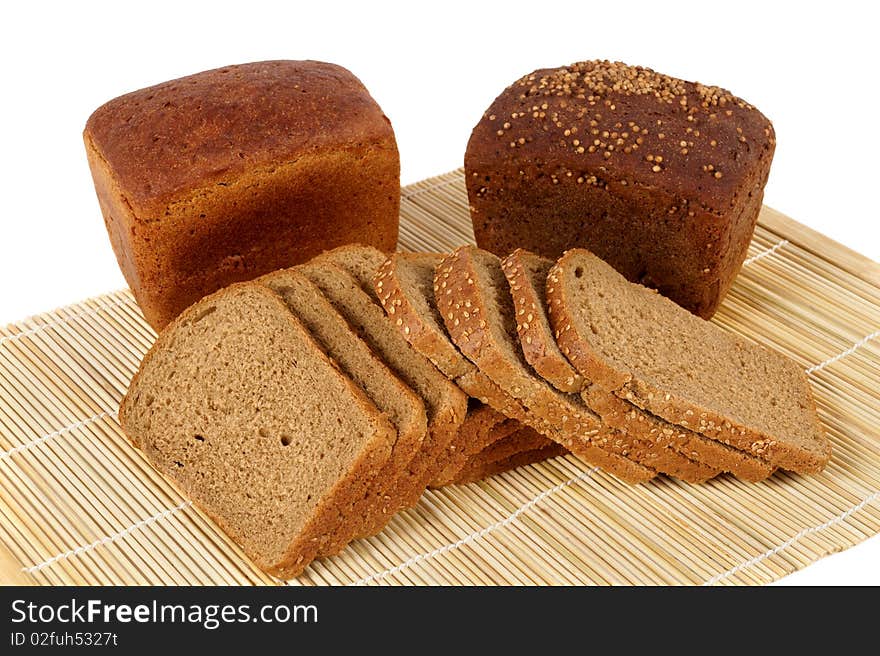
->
[1,169,878,586]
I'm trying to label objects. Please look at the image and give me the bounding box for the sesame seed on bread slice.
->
[299,261,468,520]
[547,248,830,474]
[118,282,395,579]
[503,248,771,482]
[259,269,427,556]
[434,246,655,484]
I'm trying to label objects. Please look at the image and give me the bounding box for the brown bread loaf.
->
[547,248,830,473]
[85,60,400,330]
[465,60,775,318]
[118,283,394,578]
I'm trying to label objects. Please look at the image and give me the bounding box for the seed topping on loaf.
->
[471,59,775,213]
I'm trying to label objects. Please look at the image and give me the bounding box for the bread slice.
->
[119,283,394,578]
[435,246,656,484]
[429,410,531,487]
[374,252,533,422]
[312,243,388,303]
[451,443,568,485]
[547,248,831,474]
[259,269,427,554]
[503,249,769,482]
[428,401,507,487]
[299,261,469,518]
[459,424,553,469]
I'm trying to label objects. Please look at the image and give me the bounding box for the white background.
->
[1,1,878,585]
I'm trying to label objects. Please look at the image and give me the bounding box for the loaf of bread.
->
[465,60,775,318]
[85,60,400,330]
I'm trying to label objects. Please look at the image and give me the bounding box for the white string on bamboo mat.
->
[703,489,880,585]
[21,501,192,575]
[805,329,880,375]
[741,239,789,267]
[346,467,601,586]
[0,295,133,348]
[0,411,116,461]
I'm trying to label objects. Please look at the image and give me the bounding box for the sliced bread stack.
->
[121,242,829,579]
[121,245,548,578]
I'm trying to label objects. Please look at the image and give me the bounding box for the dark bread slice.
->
[119,283,394,578]
[374,252,534,423]
[429,410,537,487]
[445,247,717,483]
[435,246,655,484]
[548,248,830,473]
[314,243,539,483]
[451,443,568,485]
[299,261,468,517]
[458,424,552,468]
[503,249,766,481]
[259,269,427,555]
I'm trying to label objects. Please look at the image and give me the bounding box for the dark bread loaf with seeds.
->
[465,60,775,318]
[85,60,400,331]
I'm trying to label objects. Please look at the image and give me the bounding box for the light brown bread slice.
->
[459,424,553,468]
[451,443,568,485]
[299,261,469,517]
[503,248,766,482]
[428,401,509,487]
[374,252,534,423]
[119,283,394,579]
[312,243,388,303]
[548,248,831,474]
[259,269,427,555]
[435,246,655,484]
